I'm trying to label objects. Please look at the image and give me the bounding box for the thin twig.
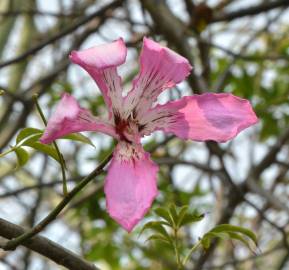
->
[33,94,68,196]
[212,0,289,22]
[0,0,122,69]
[0,10,83,18]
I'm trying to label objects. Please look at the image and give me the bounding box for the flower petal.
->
[69,38,127,118]
[40,93,117,144]
[124,37,192,119]
[139,93,258,142]
[104,142,158,232]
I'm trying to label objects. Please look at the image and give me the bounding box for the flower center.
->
[114,112,140,143]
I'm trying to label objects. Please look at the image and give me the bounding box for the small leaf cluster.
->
[141,205,257,269]
[0,127,94,168]
[140,205,204,245]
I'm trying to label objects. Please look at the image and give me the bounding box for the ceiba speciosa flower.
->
[40,37,258,232]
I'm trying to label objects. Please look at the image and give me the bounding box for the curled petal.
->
[104,142,158,232]
[139,93,258,142]
[70,38,127,118]
[40,93,117,144]
[124,37,192,119]
[70,38,126,70]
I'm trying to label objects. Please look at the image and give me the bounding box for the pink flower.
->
[40,37,258,232]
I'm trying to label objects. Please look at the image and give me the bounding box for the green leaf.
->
[14,128,94,163]
[146,234,171,245]
[63,133,95,147]
[201,231,228,249]
[159,220,171,227]
[154,207,174,227]
[210,224,257,245]
[200,224,257,251]
[17,128,94,148]
[15,128,60,162]
[176,205,189,227]
[203,231,229,241]
[16,128,43,145]
[179,212,205,227]
[201,229,257,253]
[14,147,29,168]
[26,142,60,162]
[226,232,255,253]
[140,221,172,242]
[168,204,178,227]
[154,206,204,229]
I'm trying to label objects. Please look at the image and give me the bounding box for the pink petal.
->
[124,37,192,119]
[69,38,127,118]
[139,93,258,142]
[70,38,126,70]
[104,142,159,232]
[40,93,117,144]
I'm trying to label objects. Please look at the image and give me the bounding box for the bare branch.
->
[0,0,122,69]
[212,0,289,22]
[0,218,99,270]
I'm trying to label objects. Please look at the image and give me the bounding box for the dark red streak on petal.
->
[114,111,131,143]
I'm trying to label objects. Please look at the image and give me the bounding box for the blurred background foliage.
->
[0,0,289,269]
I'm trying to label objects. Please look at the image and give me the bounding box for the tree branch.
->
[0,218,99,270]
[212,0,289,22]
[0,0,122,69]
[0,152,112,251]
